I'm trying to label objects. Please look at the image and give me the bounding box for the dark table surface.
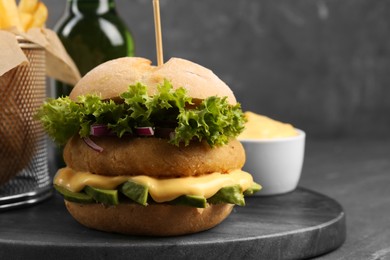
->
[1,138,389,259]
[300,138,390,259]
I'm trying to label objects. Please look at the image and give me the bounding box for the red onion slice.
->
[90,124,113,136]
[135,127,155,136]
[82,137,104,152]
[89,124,174,139]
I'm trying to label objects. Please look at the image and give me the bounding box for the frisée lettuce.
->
[36,80,246,147]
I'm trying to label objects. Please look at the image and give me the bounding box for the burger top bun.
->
[69,57,237,105]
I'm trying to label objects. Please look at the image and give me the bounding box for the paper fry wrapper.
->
[0,28,79,186]
[0,31,28,76]
[0,34,47,185]
[0,28,81,85]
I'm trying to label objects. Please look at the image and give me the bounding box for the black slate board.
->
[0,187,345,260]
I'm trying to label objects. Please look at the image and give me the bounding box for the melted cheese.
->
[54,168,255,203]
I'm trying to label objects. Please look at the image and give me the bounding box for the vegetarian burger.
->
[38,57,261,236]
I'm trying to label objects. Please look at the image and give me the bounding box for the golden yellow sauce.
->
[238,111,298,139]
[54,168,256,203]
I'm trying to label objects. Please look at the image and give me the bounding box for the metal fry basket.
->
[0,38,52,210]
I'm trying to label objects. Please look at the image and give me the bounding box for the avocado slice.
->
[208,185,245,206]
[243,182,262,196]
[170,195,207,208]
[119,181,149,206]
[84,186,119,206]
[54,185,94,204]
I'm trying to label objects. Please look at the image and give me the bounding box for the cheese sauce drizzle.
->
[54,168,255,203]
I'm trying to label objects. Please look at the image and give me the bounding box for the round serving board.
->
[0,187,345,260]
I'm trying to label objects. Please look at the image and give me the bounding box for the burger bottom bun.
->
[64,136,245,177]
[65,201,234,236]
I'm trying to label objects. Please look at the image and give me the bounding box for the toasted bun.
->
[64,136,245,177]
[65,200,234,236]
[70,57,237,105]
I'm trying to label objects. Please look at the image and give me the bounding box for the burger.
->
[37,57,261,236]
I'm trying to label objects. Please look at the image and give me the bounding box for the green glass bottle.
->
[51,0,135,171]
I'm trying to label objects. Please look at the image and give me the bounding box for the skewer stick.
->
[153,0,164,66]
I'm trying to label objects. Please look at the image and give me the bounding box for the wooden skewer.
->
[153,0,164,66]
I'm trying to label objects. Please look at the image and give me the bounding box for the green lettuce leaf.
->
[36,80,245,147]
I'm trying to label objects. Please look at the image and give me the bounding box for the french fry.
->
[18,0,38,14]
[28,1,48,29]
[0,0,48,32]
[0,0,23,31]
[19,11,33,31]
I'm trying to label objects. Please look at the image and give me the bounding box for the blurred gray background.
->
[43,0,390,139]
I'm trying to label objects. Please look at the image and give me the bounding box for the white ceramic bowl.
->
[240,129,306,196]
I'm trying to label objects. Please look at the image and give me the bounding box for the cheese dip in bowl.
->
[238,112,305,196]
